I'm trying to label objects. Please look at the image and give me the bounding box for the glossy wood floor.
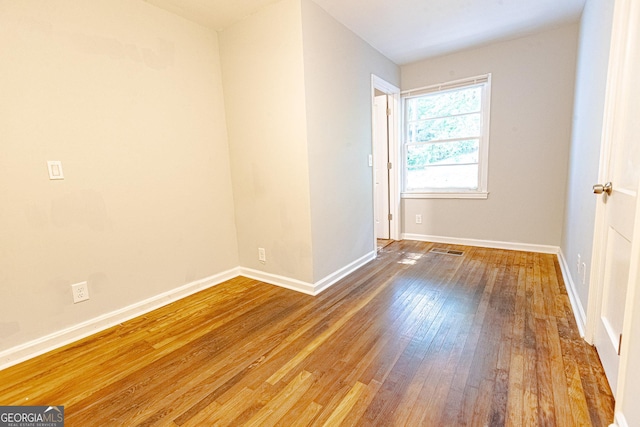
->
[0,241,614,426]
[376,239,393,251]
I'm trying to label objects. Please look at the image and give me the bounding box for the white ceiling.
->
[144,0,586,65]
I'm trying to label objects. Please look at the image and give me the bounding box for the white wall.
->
[219,0,314,283]
[561,0,614,317]
[0,0,239,352]
[301,0,400,281]
[401,25,579,247]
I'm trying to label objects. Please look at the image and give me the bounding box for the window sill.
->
[401,192,489,200]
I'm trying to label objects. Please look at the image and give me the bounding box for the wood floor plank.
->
[179,386,253,427]
[245,370,315,426]
[506,251,527,427]
[0,242,615,426]
[282,401,323,427]
[319,381,366,426]
[547,317,574,426]
[534,317,558,426]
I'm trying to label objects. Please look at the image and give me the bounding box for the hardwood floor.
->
[376,239,393,251]
[0,241,614,426]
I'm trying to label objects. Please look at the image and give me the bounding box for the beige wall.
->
[219,0,314,282]
[301,0,400,281]
[219,0,400,284]
[0,0,238,350]
[561,0,614,314]
[0,0,398,359]
[401,25,579,247]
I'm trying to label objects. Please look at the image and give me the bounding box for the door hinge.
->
[386,108,391,116]
[388,213,393,221]
[618,333,623,355]
[387,162,392,170]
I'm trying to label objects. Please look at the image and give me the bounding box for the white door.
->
[591,0,640,397]
[374,93,390,239]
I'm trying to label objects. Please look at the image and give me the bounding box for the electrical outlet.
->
[72,281,89,303]
[416,214,422,224]
[258,247,266,263]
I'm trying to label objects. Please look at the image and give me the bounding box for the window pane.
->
[407,114,481,143]
[406,86,482,120]
[407,140,479,169]
[402,76,490,195]
[406,164,479,190]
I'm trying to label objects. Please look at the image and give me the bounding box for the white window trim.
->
[401,74,492,199]
[402,191,489,199]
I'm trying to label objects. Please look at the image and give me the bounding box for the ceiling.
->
[144,0,586,65]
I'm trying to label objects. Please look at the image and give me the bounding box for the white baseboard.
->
[239,268,316,295]
[612,411,629,427]
[0,268,240,371]
[0,251,377,371]
[241,250,376,296]
[401,233,560,254]
[312,250,376,295]
[557,250,587,337]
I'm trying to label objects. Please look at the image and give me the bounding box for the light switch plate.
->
[47,161,64,180]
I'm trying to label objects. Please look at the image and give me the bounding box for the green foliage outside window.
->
[406,86,482,171]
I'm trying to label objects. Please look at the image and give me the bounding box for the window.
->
[402,74,491,198]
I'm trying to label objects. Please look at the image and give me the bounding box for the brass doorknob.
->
[593,182,613,195]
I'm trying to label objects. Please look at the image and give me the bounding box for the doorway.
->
[374,90,390,240]
[371,75,400,250]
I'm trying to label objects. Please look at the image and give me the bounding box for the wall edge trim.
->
[401,233,560,254]
[239,268,316,295]
[1,252,378,370]
[0,268,241,371]
[313,250,376,295]
[557,250,588,337]
[612,411,628,427]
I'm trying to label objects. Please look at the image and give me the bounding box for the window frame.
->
[401,74,492,199]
